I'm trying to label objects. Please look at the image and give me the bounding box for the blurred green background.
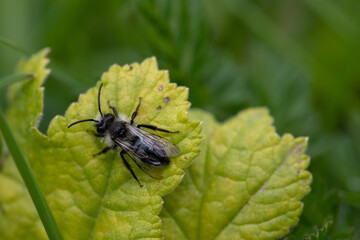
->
[0,0,359,239]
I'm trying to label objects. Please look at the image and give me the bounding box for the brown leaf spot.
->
[163,97,170,104]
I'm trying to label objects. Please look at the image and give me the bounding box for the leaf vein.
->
[88,155,116,240]
[213,142,300,239]
[162,207,191,240]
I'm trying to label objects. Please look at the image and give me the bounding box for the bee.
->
[68,83,181,187]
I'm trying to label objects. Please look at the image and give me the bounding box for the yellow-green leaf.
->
[161,109,312,240]
[0,49,50,240]
[0,53,202,239]
[6,48,50,147]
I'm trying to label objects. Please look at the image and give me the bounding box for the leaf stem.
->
[0,108,63,240]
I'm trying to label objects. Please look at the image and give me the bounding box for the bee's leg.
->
[120,150,143,187]
[93,145,116,157]
[87,130,104,137]
[107,101,119,117]
[130,97,142,125]
[137,124,179,134]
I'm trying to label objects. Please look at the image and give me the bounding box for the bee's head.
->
[68,83,110,130]
[95,113,114,134]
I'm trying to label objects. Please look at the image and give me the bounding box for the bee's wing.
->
[113,138,166,180]
[127,125,181,157]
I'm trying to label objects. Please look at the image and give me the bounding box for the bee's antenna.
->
[68,119,99,128]
[98,83,104,117]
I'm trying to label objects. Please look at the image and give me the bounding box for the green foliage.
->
[6,48,50,147]
[1,0,359,238]
[0,134,2,157]
[0,49,60,240]
[0,49,312,240]
[304,220,333,240]
[0,107,63,240]
[341,191,360,210]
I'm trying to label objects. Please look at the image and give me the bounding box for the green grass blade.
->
[222,0,312,72]
[0,73,34,89]
[0,36,87,92]
[50,62,88,92]
[0,36,30,56]
[303,0,359,40]
[0,133,2,157]
[0,108,63,240]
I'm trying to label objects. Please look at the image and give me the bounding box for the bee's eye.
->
[96,121,107,134]
[97,125,105,134]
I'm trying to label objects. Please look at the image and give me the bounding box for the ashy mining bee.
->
[68,83,181,187]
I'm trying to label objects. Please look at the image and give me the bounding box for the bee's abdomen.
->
[140,143,169,166]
